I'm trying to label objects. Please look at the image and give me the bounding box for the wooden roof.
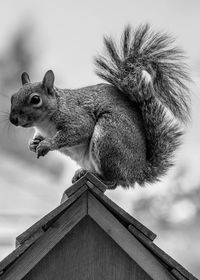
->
[0,172,198,280]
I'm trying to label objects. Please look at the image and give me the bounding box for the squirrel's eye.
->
[30,94,42,107]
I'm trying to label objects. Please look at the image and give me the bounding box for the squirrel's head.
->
[9,70,57,128]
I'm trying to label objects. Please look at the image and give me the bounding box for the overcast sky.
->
[0,0,199,88]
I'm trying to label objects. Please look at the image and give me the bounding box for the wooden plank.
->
[88,192,174,280]
[62,175,88,198]
[88,186,156,241]
[60,191,68,204]
[86,172,107,192]
[171,269,188,280]
[43,186,88,231]
[62,171,107,199]
[16,185,87,246]
[86,180,97,190]
[23,217,152,280]
[128,225,198,280]
[86,180,107,195]
[145,243,198,280]
[0,229,44,275]
[128,224,173,270]
[0,193,87,280]
[128,225,153,246]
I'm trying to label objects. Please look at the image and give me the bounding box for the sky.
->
[0,0,200,87]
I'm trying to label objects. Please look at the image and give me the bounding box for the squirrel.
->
[9,24,190,189]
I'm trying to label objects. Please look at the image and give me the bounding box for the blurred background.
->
[0,0,200,278]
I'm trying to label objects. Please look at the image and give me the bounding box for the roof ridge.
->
[64,172,157,242]
[85,175,157,241]
[62,172,107,199]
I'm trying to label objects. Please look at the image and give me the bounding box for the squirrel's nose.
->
[9,114,19,126]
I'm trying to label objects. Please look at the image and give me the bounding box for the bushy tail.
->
[136,82,183,184]
[94,24,191,183]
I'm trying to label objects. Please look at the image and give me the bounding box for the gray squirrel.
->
[9,24,190,189]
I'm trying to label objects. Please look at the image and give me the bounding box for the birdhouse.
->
[0,172,198,280]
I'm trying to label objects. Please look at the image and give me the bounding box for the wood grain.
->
[22,216,152,280]
[171,269,188,280]
[88,192,174,280]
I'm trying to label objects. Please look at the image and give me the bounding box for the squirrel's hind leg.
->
[89,113,146,189]
[89,121,130,189]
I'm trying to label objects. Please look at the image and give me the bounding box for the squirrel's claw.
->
[29,139,41,152]
[29,136,45,152]
[36,140,51,158]
[72,169,88,184]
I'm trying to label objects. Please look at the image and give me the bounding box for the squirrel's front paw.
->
[36,140,51,158]
[29,136,44,152]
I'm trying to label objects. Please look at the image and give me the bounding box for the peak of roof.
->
[0,172,198,280]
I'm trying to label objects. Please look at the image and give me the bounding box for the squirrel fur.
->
[9,24,190,189]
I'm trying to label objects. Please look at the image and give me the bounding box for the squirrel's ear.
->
[42,70,55,91]
[21,72,30,85]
